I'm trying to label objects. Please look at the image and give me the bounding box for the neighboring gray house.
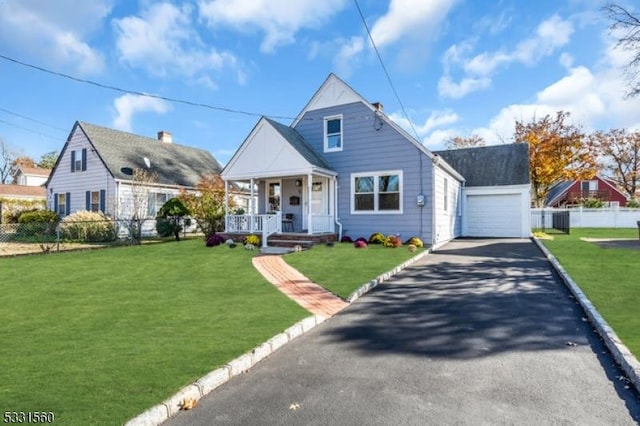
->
[46,121,222,224]
[221,73,530,247]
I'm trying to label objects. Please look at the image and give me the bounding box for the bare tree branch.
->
[605,3,640,97]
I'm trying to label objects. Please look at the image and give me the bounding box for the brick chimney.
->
[157,131,172,143]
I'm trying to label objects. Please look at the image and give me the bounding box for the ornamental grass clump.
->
[368,232,385,244]
[243,234,260,246]
[60,210,116,242]
[404,236,424,248]
[383,235,402,248]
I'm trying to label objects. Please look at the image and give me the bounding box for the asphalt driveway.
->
[165,238,640,425]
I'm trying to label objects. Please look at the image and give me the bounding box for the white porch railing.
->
[261,214,279,248]
[226,214,282,233]
[309,214,334,233]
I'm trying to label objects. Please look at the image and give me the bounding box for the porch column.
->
[250,178,255,232]
[224,180,229,232]
[307,174,313,234]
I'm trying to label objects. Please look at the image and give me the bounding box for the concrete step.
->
[268,239,314,248]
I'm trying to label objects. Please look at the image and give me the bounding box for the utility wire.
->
[0,107,68,132]
[0,118,63,140]
[352,0,421,142]
[0,53,297,121]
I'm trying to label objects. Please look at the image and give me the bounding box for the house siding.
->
[433,167,462,244]
[46,127,117,216]
[294,102,440,243]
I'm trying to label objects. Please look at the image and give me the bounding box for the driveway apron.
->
[165,239,640,425]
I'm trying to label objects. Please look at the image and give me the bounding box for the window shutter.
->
[71,151,76,172]
[54,193,59,213]
[100,190,106,213]
[81,148,87,171]
[86,191,90,210]
[65,192,71,215]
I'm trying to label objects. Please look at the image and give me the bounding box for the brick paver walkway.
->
[252,255,348,318]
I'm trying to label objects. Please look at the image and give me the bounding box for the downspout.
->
[307,173,313,235]
[333,175,342,240]
[224,180,229,232]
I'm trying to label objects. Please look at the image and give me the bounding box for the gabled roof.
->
[222,117,336,180]
[291,73,465,181]
[16,166,51,177]
[52,121,222,188]
[264,118,331,170]
[434,144,530,187]
[0,184,46,198]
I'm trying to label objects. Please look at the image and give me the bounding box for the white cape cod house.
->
[46,121,223,234]
[221,74,531,248]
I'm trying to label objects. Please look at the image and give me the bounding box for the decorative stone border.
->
[124,315,326,426]
[533,237,640,395]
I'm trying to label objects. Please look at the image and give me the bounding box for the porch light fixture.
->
[295,179,302,186]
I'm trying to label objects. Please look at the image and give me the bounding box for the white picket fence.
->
[532,207,640,228]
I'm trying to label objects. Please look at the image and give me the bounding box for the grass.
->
[0,239,308,425]
[283,242,423,299]
[539,228,640,358]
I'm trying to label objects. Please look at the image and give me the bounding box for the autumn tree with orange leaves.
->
[179,173,233,237]
[515,111,598,207]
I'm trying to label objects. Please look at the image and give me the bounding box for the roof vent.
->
[157,131,172,143]
[372,102,383,112]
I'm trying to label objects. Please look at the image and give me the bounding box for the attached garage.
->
[435,144,531,239]
[464,190,529,238]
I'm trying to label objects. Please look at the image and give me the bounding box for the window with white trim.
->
[147,192,169,217]
[90,191,100,212]
[352,171,402,213]
[324,115,343,152]
[57,193,67,216]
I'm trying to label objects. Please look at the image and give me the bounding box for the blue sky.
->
[0,0,638,166]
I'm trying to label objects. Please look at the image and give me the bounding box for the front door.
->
[266,179,281,213]
[303,177,328,231]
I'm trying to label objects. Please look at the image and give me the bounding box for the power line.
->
[0,53,297,121]
[0,118,63,140]
[352,0,421,142]
[0,107,68,132]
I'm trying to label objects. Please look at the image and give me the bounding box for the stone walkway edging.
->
[346,248,431,303]
[124,314,327,426]
[533,237,640,395]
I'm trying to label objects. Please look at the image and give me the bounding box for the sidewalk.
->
[252,255,348,318]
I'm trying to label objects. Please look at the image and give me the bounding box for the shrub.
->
[580,197,604,208]
[368,232,385,244]
[15,209,59,238]
[156,198,189,241]
[155,218,174,237]
[340,235,353,243]
[383,235,402,248]
[243,234,260,246]
[408,244,417,253]
[59,210,116,242]
[404,237,424,248]
[627,199,640,208]
[354,237,367,244]
[354,240,368,249]
[205,233,225,247]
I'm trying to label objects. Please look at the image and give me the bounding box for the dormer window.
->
[324,115,343,152]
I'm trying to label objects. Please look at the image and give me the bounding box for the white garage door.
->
[466,194,522,237]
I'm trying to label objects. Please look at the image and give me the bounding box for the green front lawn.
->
[540,228,640,358]
[0,240,308,425]
[283,242,423,299]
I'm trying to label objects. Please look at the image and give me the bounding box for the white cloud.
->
[369,0,457,48]
[440,15,574,99]
[438,75,491,99]
[113,3,243,85]
[112,94,171,132]
[197,0,348,53]
[0,0,109,74]
[334,37,365,77]
[390,109,461,148]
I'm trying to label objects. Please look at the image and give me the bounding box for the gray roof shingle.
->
[264,118,332,171]
[77,121,222,187]
[434,144,530,187]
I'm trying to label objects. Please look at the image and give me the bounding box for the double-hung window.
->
[70,148,87,172]
[324,115,343,152]
[147,192,169,217]
[352,171,402,213]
